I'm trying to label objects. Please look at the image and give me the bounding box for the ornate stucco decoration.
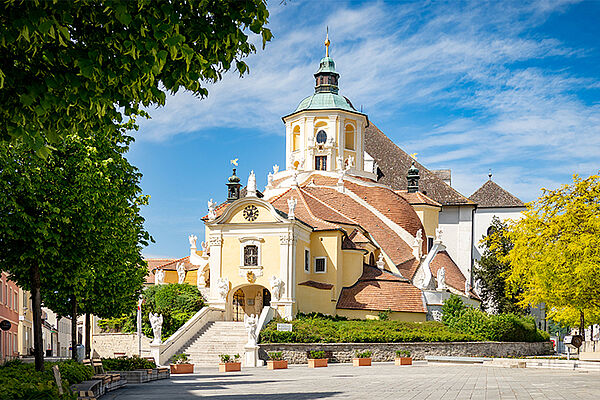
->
[216,277,229,301]
[209,235,223,247]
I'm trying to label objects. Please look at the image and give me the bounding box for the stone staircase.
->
[176,321,248,366]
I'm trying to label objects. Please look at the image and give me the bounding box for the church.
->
[148,37,527,322]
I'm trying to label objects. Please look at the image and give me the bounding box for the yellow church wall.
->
[160,269,197,285]
[296,285,336,316]
[226,203,279,224]
[340,250,364,288]
[308,231,341,286]
[336,309,427,322]
[413,205,439,238]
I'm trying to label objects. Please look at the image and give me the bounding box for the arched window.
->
[316,129,327,144]
[292,126,301,151]
[344,124,355,150]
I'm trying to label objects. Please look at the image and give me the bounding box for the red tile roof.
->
[429,251,467,294]
[396,190,442,207]
[145,259,175,284]
[470,180,525,208]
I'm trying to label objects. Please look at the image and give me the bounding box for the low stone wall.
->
[93,333,153,358]
[259,341,553,364]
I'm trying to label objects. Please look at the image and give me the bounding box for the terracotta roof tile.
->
[337,265,426,313]
[470,180,525,208]
[154,256,198,271]
[299,280,334,290]
[365,124,474,206]
[144,258,175,284]
[429,251,466,293]
[396,190,442,207]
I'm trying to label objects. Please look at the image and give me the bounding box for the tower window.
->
[315,156,327,171]
[244,245,258,266]
[344,125,355,150]
[316,129,327,144]
[292,126,301,151]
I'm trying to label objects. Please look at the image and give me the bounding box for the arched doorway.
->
[228,285,271,321]
[232,289,245,322]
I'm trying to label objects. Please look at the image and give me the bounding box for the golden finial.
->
[324,27,330,57]
[410,153,418,160]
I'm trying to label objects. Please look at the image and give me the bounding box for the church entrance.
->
[228,284,271,321]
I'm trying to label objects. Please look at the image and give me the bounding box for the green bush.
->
[102,356,156,371]
[355,350,372,358]
[0,359,93,400]
[171,353,190,364]
[308,350,326,359]
[219,354,240,363]
[268,351,283,361]
[396,350,411,357]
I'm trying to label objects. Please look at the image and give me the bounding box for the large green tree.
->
[0,0,272,152]
[474,217,524,315]
[0,132,150,369]
[506,174,600,333]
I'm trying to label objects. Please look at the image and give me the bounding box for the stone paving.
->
[103,362,600,399]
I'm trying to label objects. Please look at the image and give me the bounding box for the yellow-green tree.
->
[506,174,600,333]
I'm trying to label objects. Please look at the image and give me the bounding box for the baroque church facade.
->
[148,39,526,322]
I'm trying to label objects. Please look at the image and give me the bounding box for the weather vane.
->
[230,158,239,166]
[410,153,418,160]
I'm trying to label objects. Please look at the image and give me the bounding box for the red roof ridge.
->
[299,186,361,227]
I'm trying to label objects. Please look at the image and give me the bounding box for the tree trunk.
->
[580,310,585,337]
[30,262,44,371]
[85,312,91,359]
[71,297,78,360]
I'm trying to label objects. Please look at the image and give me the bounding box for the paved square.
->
[104,362,600,399]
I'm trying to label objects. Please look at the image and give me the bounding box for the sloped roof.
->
[364,124,474,206]
[337,265,426,313]
[396,190,442,208]
[429,250,471,296]
[144,258,175,284]
[470,180,525,208]
[153,256,198,271]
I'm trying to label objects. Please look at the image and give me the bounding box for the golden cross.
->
[325,27,330,57]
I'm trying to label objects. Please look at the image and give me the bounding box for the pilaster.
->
[208,234,224,306]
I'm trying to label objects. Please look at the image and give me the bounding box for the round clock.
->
[243,205,259,221]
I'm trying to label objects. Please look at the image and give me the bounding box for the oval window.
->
[316,130,327,144]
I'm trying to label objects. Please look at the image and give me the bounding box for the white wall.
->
[438,205,474,280]
[472,207,525,261]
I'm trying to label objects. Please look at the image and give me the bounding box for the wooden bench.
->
[71,379,103,400]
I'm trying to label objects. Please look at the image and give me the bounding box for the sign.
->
[277,323,292,332]
[0,320,11,331]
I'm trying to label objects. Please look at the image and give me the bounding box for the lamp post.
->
[137,296,143,357]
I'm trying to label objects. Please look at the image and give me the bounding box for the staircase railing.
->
[150,307,225,365]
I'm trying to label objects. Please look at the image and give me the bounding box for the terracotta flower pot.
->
[219,362,242,372]
[170,363,194,374]
[353,357,372,366]
[395,357,412,366]
[267,360,288,370]
[308,358,328,368]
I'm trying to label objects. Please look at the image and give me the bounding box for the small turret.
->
[407,161,420,193]
[226,168,241,202]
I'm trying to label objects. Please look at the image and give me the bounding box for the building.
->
[17,288,33,356]
[0,271,20,361]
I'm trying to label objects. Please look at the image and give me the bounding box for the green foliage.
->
[171,353,190,365]
[102,356,156,371]
[506,174,600,331]
[355,350,372,358]
[442,295,549,342]
[268,351,283,361]
[296,312,348,321]
[97,315,132,333]
[219,354,240,363]
[0,359,92,399]
[259,315,477,344]
[395,350,411,357]
[0,0,272,151]
[474,217,524,314]
[309,350,326,359]
[378,309,391,321]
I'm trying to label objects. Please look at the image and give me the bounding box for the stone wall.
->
[259,341,554,364]
[92,333,153,358]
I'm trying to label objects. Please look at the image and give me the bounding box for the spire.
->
[325,27,330,57]
[407,160,420,193]
[314,29,339,94]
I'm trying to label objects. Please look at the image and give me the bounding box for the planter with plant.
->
[219,354,242,372]
[307,350,327,368]
[353,350,372,367]
[395,350,412,365]
[170,353,194,374]
[266,351,288,370]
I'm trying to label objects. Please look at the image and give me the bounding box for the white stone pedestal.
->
[244,344,263,367]
[149,343,162,365]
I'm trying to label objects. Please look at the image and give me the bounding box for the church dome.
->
[294,92,356,113]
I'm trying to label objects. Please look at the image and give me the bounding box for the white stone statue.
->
[155,269,165,285]
[376,253,385,270]
[338,167,346,184]
[287,197,297,219]
[412,229,423,259]
[189,234,197,249]
[372,161,379,174]
[267,172,274,187]
[336,156,343,171]
[149,313,163,344]
[247,170,257,197]
[437,267,446,290]
[465,280,471,296]
[244,314,259,346]
[435,227,443,242]
[273,164,279,174]
[176,262,186,284]
[200,241,207,253]
[431,310,443,322]
[216,277,229,301]
[474,279,482,296]
[270,276,285,301]
[346,155,354,169]
[208,199,217,221]
[291,170,299,187]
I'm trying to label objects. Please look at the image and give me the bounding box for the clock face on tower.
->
[243,205,259,221]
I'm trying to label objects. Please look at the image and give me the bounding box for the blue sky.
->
[127,0,600,259]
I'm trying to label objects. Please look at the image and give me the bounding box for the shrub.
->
[377,309,391,321]
[268,351,284,361]
[102,356,156,371]
[396,350,411,358]
[355,350,372,358]
[309,350,326,359]
[219,354,240,363]
[171,353,190,364]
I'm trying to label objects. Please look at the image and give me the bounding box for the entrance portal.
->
[228,285,271,321]
[232,289,245,322]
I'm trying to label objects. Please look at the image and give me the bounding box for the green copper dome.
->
[316,56,337,74]
[294,92,355,113]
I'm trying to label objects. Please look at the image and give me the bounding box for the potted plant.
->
[267,351,288,370]
[219,354,242,372]
[307,350,327,368]
[395,350,412,365]
[170,353,194,374]
[353,350,372,366]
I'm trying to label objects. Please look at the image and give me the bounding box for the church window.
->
[244,245,258,266]
[316,129,327,144]
[344,125,355,150]
[315,257,326,273]
[427,237,434,252]
[292,125,301,151]
[304,249,310,272]
[315,156,327,171]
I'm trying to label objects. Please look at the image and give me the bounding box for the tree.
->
[0,131,150,369]
[0,0,272,153]
[505,174,600,334]
[474,217,524,315]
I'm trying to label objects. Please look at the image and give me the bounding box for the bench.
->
[71,379,103,400]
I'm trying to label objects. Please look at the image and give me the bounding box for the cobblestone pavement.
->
[103,362,600,399]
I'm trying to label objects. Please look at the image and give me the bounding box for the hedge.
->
[102,356,156,371]
[0,359,93,400]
